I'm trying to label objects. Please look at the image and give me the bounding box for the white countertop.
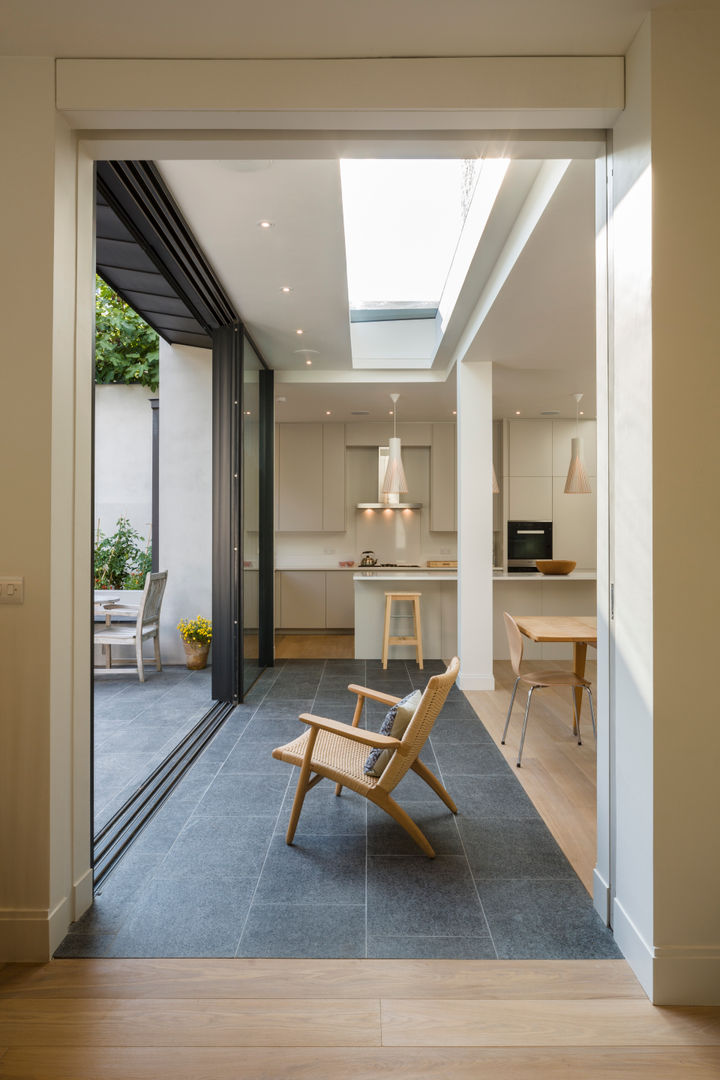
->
[493,570,597,581]
[354,570,457,581]
[276,564,456,572]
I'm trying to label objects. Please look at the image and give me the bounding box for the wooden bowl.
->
[535,559,576,575]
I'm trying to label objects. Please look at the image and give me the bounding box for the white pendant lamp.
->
[564,393,592,494]
[492,463,500,494]
[382,394,409,495]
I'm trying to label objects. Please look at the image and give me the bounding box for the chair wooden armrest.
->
[346,684,402,707]
[299,713,405,752]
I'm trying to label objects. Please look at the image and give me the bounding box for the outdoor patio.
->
[60,660,619,961]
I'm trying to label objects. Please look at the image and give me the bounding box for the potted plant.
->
[177,615,212,670]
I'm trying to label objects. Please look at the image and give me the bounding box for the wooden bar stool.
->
[382,592,423,670]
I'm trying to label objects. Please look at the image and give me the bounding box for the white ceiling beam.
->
[58,56,624,131]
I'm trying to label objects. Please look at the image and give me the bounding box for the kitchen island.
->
[353,569,458,661]
[353,568,597,663]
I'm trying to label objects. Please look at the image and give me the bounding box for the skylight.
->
[340,159,478,311]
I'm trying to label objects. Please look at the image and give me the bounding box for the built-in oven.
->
[507,520,552,572]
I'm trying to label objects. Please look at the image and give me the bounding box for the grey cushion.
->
[364,689,423,778]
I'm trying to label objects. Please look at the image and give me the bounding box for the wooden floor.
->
[1,958,719,1078]
[275,632,354,659]
[467,659,598,893]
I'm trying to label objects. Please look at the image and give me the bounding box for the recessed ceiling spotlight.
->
[276,396,286,403]
[515,410,521,415]
[280,286,292,293]
[296,329,304,335]
[325,410,332,416]
[452,410,457,416]
[244,410,252,416]
[258,220,274,229]
[580,410,585,416]
[306,359,312,366]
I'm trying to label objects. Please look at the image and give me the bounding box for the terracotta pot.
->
[183,640,210,670]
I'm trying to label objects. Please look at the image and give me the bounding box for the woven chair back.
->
[139,571,168,630]
[503,611,524,675]
[378,657,460,793]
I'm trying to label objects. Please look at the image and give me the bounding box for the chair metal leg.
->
[586,686,597,738]
[517,686,536,767]
[573,686,581,745]
[501,677,521,745]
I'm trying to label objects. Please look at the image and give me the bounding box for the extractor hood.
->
[356,447,423,511]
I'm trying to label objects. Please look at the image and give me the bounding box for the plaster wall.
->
[158,341,213,664]
[649,8,720,1003]
[94,384,154,542]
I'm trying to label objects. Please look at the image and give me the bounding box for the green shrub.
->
[95,517,152,590]
[95,276,159,391]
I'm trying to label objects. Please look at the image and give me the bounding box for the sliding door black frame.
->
[212,325,274,703]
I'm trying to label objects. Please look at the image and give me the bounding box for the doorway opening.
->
[59,132,614,963]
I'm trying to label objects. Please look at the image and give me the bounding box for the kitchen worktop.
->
[275,563,456,572]
[493,570,597,581]
[354,569,457,581]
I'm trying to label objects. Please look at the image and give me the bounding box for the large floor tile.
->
[459,819,579,879]
[255,835,366,905]
[430,739,510,777]
[367,855,490,938]
[366,802,462,856]
[158,813,276,878]
[447,774,540,820]
[106,872,256,958]
[237,902,366,958]
[195,770,290,817]
[275,783,367,837]
[367,933,496,959]
[478,877,622,959]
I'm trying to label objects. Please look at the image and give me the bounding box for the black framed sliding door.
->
[212,323,274,703]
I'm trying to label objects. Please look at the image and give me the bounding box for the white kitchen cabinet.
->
[552,477,597,567]
[430,423,457,532]
[322,424,346,531]
[276,422,346,532]
[508,476,553,520]
[277,570,326,628]
[508,420,553,477]
[325,572,355,628]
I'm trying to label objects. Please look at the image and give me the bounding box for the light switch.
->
[0,577,24,604]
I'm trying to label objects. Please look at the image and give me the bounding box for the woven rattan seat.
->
[272,657,460,858]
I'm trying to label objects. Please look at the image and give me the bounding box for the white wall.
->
[158,341,213,664]
[94,384,154,542]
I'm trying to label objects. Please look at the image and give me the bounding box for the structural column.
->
[456,358,494,690]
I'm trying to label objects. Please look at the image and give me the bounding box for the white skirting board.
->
[612,897,720,1005]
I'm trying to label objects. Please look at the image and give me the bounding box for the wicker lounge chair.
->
[271,657,460,857]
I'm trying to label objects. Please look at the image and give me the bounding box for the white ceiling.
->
[1,0,693,58]
[157,155,597,421]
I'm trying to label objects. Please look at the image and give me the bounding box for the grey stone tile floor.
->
[59,659,620,960]
[94,666,214,831]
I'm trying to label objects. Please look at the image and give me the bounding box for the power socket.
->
[0,577,24,604]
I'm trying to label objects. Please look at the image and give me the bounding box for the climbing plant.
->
[95,276,160,391]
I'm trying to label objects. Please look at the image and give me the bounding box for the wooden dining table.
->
[513,615,597,729]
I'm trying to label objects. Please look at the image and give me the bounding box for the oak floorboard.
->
[381,998,720,1047]
[0,998,381,1048]
[3,1046,720,1080]
[0,959,644,1000]
[275,634,354,659]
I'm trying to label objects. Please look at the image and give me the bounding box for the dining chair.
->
[501,611,596,767]
[94,571,168,682]
[272,657,460,857]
